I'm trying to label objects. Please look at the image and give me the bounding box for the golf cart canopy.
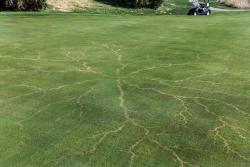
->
[189,0,210,7]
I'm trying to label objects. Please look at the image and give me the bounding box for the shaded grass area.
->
[72,0,192,15]
[0,13,250,167]
[210,0,238,9]
[45,0,231,15]
[73,0,230,15]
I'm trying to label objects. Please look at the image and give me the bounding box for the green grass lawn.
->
[0,13,250,167]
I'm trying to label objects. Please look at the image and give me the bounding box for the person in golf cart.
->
[188,0,211,15]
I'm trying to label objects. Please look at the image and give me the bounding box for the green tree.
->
[0,0,46,11]
[117,0,163,8]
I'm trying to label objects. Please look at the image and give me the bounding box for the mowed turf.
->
[0,13,250,167]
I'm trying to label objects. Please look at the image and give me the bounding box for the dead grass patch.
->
[47,0,92,11]
[218,0,250,8]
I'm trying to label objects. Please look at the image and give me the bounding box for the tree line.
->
[0,0,163,11]
[0,0,46,11]
[115,0,163,8]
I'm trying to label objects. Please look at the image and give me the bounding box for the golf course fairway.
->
[0,13,250,167]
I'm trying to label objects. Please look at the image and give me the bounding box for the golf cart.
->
[188,0,211,15]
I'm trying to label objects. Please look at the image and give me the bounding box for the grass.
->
[48,0,192,15]
[210,0,237,8]
[0,0,231,14]
[72,0,230,15]
[0,12,250,167]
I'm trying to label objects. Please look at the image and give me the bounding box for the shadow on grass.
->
[94,0,162,9]
[94,0,121,7]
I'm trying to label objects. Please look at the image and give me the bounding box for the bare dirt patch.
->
[218,0,250,8]
[47,0,92,11]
